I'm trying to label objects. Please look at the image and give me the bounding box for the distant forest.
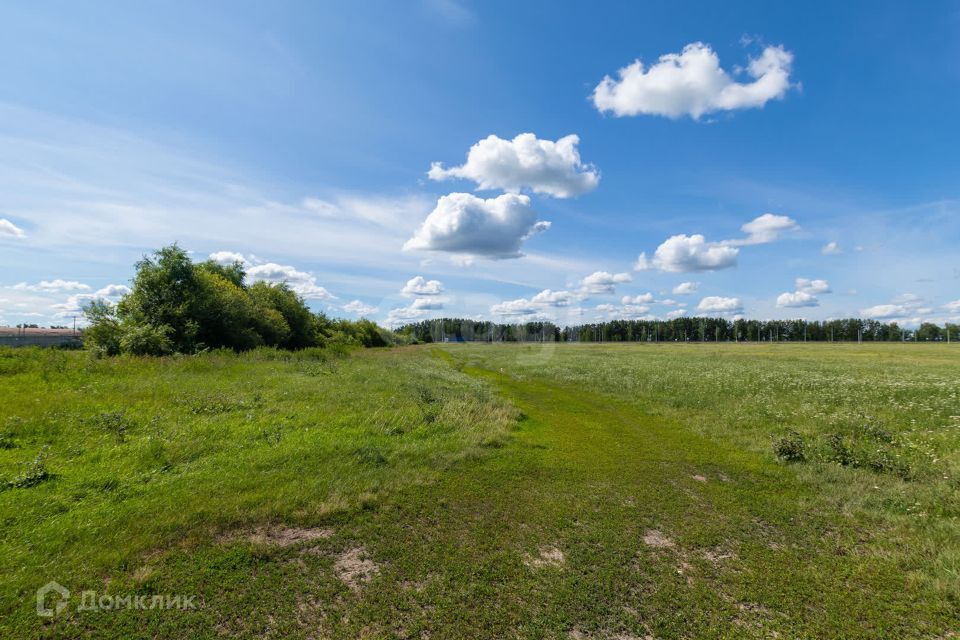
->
[398,317,958,343]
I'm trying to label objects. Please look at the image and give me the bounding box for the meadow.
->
[0,343,957,638]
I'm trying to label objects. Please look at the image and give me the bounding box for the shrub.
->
[83,300,123,355]
[827,432,853,465]
[120,323,174,356]
[773,430,806,462]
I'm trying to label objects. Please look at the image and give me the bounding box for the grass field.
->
[1,343,958,638]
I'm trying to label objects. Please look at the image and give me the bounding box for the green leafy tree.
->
[82,299,122,355]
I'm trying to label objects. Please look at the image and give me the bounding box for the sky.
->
[1,0,959,328]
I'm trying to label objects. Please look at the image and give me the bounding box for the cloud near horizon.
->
[696,296,743,314]
[246,263,334,300]
[777,278,831,308]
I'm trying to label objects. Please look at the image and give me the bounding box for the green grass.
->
[1,343,958,637]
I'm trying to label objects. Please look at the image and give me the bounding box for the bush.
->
[120,323,174,356]
[773,430,806,462]
[83,299,123,355]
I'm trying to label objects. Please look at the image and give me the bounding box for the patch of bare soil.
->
[240,525,335,547]
[642,530,675,549]
[334,546,380,590]
[703,548,737,564]
[526,545,566,568]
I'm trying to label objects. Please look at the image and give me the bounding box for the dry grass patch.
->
[334,545,380,591]
[642,530,674,549]
[526,545,566,568]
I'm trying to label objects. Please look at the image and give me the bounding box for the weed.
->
[258,425,284,446]
[89,410,134,442]
[7,446,50,489]
[773,430,806,462]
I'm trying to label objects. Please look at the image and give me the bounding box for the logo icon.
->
[36,581,70,617]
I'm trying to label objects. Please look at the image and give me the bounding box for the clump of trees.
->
[84,245,402,356]
[399,317,958,343]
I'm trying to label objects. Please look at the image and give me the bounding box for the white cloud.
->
[776,291,818,308]
[428,133,599,198]
[672,281,699,295]
[0,218,26,238]
[892,293,924,308]
[531,289,575,306]
[342,300,378,316]
[94,284,131,298]
[696,296,743,314]
[385,307,427,326]
[727,214,799,246]
[822,241,842,255]
[619,304,652,318]
[246,263,334,300]
[208,251,250,266]
[666,309,688,319]
[860,304,910,319]
[592,42,794,119]
[403,193,550,259]
[593,302,653,320]
[636,214,797,273]
[491,298,539,316]
[580,271,632,294]
[943,300,960,313]
[776,278,830,308]
[50,283,130,317]
[401,275,444,296]
[635,235,739,272]
[490,288,576,318]
[621,293,654,305]
[14,279,90,293]
[385,297,446,326]
[795,278,831,294]
[860,294,926,320]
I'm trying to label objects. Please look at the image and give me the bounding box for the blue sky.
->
[1,0,959,327]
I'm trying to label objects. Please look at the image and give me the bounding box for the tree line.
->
[398,317,959,343]
[84,245,405,356]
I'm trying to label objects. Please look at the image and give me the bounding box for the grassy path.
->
[304,358,952,638]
